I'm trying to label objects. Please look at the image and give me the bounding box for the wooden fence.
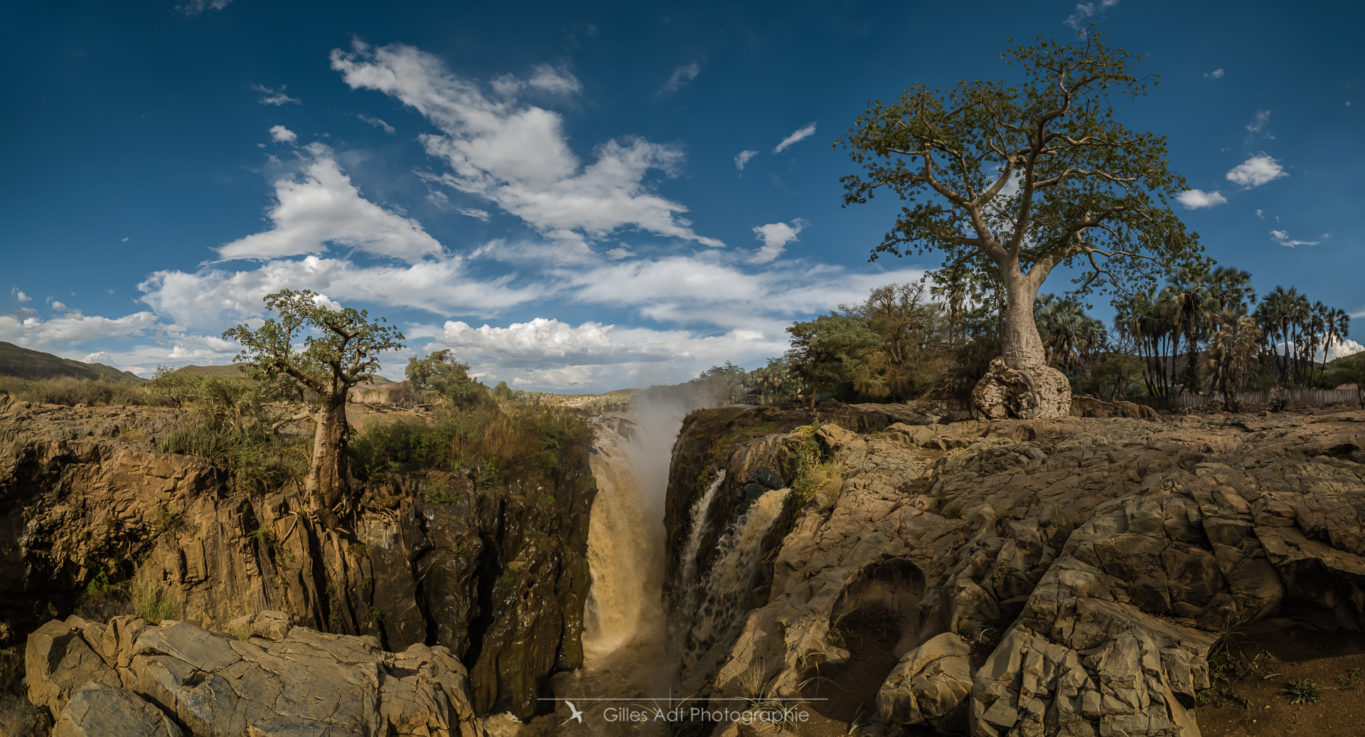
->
[1131,388,1362,411]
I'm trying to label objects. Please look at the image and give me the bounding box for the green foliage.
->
[1035,294,1107,374]
[155,373,307,495]
[1282,678,1322,705]
[349,403,592,496]
[222,289,404,403]
[787,313,882,408]
[0,376,153,406]
[840,33,1200,380]
[406,349,489,408]
[134,579,181,625]
[85,569,116,598]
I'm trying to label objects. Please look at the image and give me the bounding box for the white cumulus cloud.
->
[1226,155,1286,188]
[139,254,539,332]
[1176,189,1228,209]
[216,144,443,263]
[269,125,297,143]
[0,311,158,349]
[750,220,806,264]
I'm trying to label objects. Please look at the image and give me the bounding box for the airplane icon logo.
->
[561,700,584,725]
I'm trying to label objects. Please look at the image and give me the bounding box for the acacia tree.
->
[224,289,404,512]
[840,33,1200,418]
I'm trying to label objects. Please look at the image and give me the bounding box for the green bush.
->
[350,404,590,495]
[0,376,152,406]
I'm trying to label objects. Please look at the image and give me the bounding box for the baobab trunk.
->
[306,393,350,511]
[971,276,1072,419]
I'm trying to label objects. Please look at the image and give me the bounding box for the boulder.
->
[51,683,182,737]
[972,357,1071,420]
[877,632,972,730]
[26,613,488,737]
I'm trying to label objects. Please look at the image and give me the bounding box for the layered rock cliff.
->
[0,395,596,732]
[665,402,1365,736]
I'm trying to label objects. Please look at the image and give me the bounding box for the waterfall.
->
[678,470,725,590]
[581,417,666,663]
[679,487,791,665]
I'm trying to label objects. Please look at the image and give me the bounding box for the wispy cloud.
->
[12,288,30,303]
[251,83,300,106]
[177,0,232,16]
[492,65,582,97]
[773,122,817,153]
[1226,155,1287,188]
[458,207,491,222]
[659,62,701,94]
[1176,189,1227,209]
[1065,0,1119,31]
[1204,68,1225,79]
[734,149,758,170]
[357,114,395,134]
[749,220,806,264]
[331,41,723,249]
[1270,229,1321,248]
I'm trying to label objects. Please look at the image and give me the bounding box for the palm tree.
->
[1205,308,1263,411]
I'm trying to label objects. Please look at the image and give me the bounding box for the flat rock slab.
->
[26,612,487,737]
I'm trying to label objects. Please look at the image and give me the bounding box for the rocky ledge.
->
[666,404,1365,736]
[24,611,487,737]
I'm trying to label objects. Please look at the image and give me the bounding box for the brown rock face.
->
[0,399,596,721]
[665,405,1365,737]
[26,612,487,737]
[972,357,1072,419]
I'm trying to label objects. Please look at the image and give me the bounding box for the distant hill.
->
[168,364,247,379]
[0,341,143,383]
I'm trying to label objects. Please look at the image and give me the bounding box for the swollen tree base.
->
[971,357,1072,420]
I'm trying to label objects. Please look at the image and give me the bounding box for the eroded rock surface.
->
[0,398,595,720]
[666,404,1365,736]
[26,612,486,737]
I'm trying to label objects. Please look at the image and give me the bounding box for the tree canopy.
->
[840,32,1202,299]
[223,289,404,512]
[224,290,404,397]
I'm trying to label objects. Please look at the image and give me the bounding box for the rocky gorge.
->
[4,389,1365,736]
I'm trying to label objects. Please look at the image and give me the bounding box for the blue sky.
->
[2,0,1361,391]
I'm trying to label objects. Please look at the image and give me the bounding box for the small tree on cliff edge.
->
[839,33,1201,418]
[224,290,404,512]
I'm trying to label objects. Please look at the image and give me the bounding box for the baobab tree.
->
[224,289,404,514]
[840,33,1201,418]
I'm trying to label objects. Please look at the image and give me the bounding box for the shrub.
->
[0,376,152,406]
[133,578,182,624]
[349,404,591,495]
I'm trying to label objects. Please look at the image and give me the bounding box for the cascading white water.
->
[679,487,791,665]
[678,470,725,590]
